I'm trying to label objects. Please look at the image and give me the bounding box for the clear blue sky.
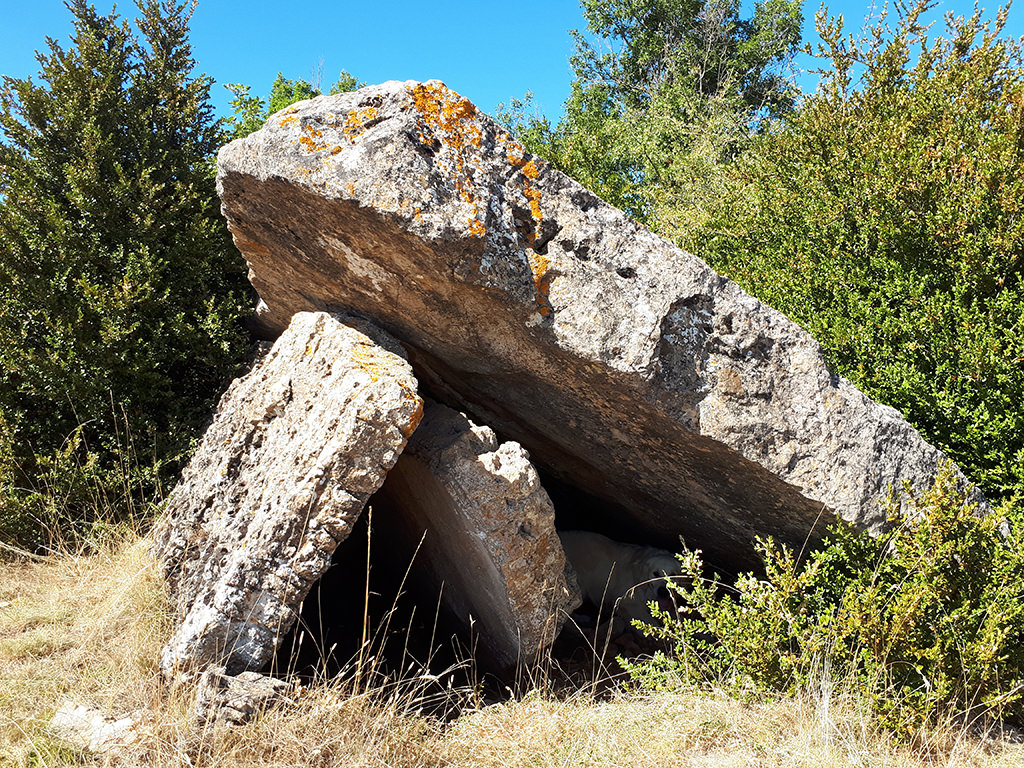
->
[1,1,1022,122]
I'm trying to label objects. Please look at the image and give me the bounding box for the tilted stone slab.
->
[375,400,580,671]
[152,311,422,676]
[216,80,983,567]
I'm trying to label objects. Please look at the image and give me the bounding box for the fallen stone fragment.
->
[193,666,295,727]
[49,701,142,754]
[152,311,422,677]
[217,80,984,567]
[559,529,682,625]
[375,400,579,671]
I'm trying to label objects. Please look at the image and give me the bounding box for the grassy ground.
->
[2,534,1023,767]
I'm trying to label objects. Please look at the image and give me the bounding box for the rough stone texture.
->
[375,400,579,671]
[193,666,295,727]
[49,701,143,754]
[152,311,423,677]
[217,80,983,567]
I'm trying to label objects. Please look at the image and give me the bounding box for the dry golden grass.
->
[0,535,168,765]
[438,689,1024,768]
[2,533,1022,767]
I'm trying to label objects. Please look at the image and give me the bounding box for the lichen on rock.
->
[152,311,422,678]
[214,80,985,573]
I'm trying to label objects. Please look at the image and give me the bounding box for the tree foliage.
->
[0,0,254,546]
[696,0,1024,502]
[571,0,802,118]
[502,0,802,222]
[226,70,362,140]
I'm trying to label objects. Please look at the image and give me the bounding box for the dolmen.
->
[152,80,983,682]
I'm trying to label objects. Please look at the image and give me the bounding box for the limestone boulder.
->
[374,400,579,671]
[152,311,422,676]
[216,80,983,567]
[192,667,295,727]
[49,702,144,755]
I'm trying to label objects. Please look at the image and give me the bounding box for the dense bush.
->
[690,2,1024,502]
[0,0,254,548]
[625,468,1024,731]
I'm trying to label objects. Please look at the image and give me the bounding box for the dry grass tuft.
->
[1,533,1022,767]
[0,533,169,765]
[437,689,1024,768]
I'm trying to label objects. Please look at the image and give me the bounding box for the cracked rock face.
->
[216,79,982,568]
[192,667,295,727]
[375,400,580,671]
[152,312,422,677]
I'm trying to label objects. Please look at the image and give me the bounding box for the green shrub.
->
[0,1,254,549]
[691,1,1024,502]
[625,467,1024,731]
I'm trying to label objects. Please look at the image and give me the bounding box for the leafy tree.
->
[0,0,254,547]
[223,82,266,139]
[227,70,362,139]
[503,0,802,222]
[266,72,321,115]
[328,70,360,95]
[696,0,1024,502]
[570,0,803,126]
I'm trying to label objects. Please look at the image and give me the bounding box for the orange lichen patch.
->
[342,105,380,143]
[411,82,481,146]
[402,397,424,439]
[297,122,329,153]
[529,250,549,277]
[527,251,553,317]
[350,343,388,383]
[505,139,550,309]
[524,183,543,224]
[535,275,554,317]
[279,115,299,128]
[295,122,347,157]
[468,217,486,237]
[409,82,487,236]
[507,145,525,167]
[506,146,544,233]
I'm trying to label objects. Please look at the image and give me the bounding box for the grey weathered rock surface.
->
[193,666,295,727]
[49,701,143,755]
[216,79,981,566]
[152,311,423,676]
[375,400,579,670]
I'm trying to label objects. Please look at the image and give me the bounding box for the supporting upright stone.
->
[374,401,579,671]
[152,312,422,677]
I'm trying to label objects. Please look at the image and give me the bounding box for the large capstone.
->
[374,400,580,672]
[152,311,422,677]
[216,80,983,568]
